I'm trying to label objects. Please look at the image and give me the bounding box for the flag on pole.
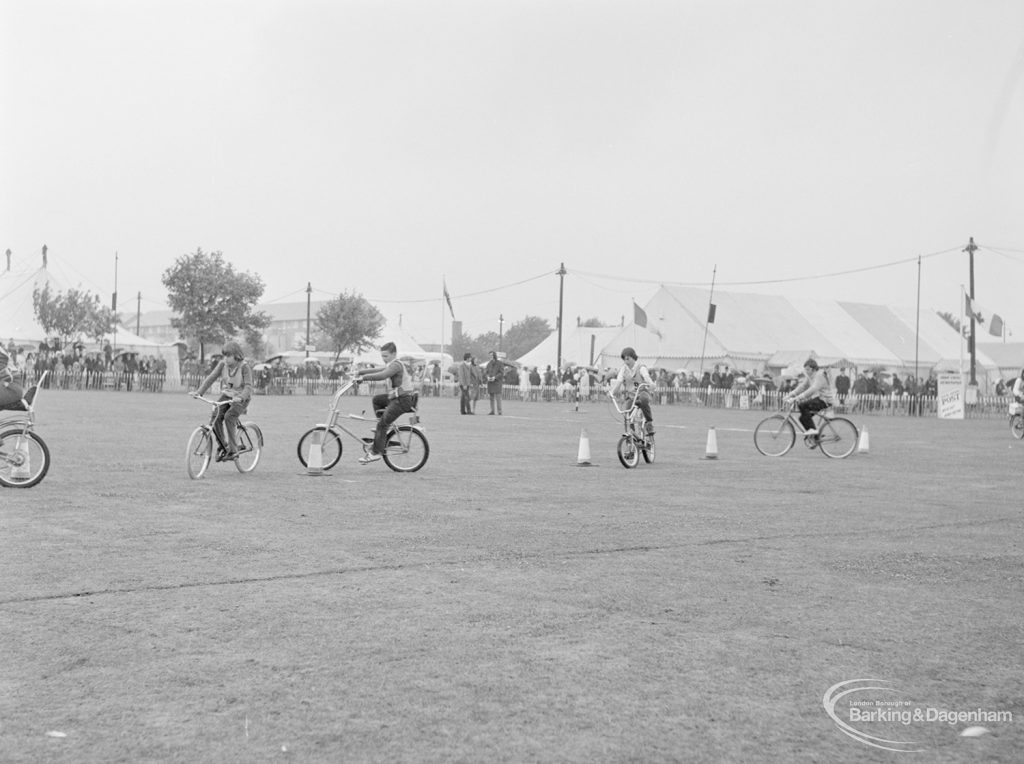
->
[633,301,648,328]
[443,279,455,320]
[707,303,717,324]
[964,294,982,323]
[964,294,1004,335]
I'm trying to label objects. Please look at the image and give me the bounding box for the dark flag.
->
[708,303,717,324]
[633,302,648,328]
[443,279,455,320]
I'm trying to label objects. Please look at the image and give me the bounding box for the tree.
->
[501,316,553,360]
[579,317,607,328]
[937,311,964,337]
[162,249,271,362]
[32,284,114,348]
[315,291,386,363]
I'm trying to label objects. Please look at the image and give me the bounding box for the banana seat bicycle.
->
[0,371,51,488]
[296,379,429,472]
[186,393,263,479]
[754,401,858,458]
[609,382,655,468]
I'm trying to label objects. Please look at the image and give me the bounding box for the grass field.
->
[1,390,1022,763]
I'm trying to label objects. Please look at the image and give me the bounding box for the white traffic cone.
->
[576,427,594,466]
[11,437,32,481]
[857,427,870,455]
[704,427,719,460]
[303,429,327,476]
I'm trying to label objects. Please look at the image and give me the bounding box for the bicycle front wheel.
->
[296,427,343,470]
[1011,415,1024,440]
[818,417,858,459]
[382,425,429,472]
[186,427,213,479]
[0,429,50,488]
[235,423,263,473]
[754,415,795,456]
[617,434,640,468]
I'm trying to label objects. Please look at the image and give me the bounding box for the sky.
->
[3,0,1024,346]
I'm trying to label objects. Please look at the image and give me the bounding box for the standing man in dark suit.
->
[457,352,474,414]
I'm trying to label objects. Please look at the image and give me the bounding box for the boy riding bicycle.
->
[191,341,253,458]
[354,341,416,464]
[783,358,835,435]
[608,347,655,435]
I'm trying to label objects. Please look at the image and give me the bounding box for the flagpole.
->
[959,285,965,376]
[914,255,921,385]
[440,275,446,386]
[697,264,717,382]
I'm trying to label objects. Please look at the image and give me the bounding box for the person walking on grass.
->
[484,351,516,415]
[457,353,474,415]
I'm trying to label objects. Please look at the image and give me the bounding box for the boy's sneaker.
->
[645,422,655,435]
[358,452,382,465]
[803,428,818,436]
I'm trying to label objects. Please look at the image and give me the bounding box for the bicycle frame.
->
[316,380,422,448]
[754,400,859,459]
[189,393,259,460]
[610,383,651,440]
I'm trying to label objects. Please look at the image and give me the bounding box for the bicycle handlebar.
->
[608,382,651,415]
[189,392,233,407]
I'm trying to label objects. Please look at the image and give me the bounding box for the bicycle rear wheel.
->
[1010,415,1024,440]
[296,427,343,469]
[235,423,263,473]
[186,427,213,479]
[754,415,795,456]
[818,417,858,459]
[381,425,429,472]
[0,429,50,488]
[617,434,640,468]
[642,433,655,463]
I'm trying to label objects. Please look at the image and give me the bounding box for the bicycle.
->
[609,382,655,469]
[0,371,51,488]
[1008,402,1024,440]
[186,394,263,479]
[296,380,429,472]
[754,400,859,458]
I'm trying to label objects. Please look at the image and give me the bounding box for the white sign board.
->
[937,373,965,419]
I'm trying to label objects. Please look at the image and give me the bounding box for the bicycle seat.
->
[0,386,34,412]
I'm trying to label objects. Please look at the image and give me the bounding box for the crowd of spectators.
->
[5,338,167,391]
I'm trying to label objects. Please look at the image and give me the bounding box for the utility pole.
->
[965,237,977,386]
[305,282,312,358]
[498,314,504,353]
[136,292,141,335]
[556,263,566,372]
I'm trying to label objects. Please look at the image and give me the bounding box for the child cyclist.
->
[354,341,416,464]
[191,341,253,458]
[783,357,835,435]
[608,346,655,435]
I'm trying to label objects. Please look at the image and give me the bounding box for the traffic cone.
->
[303,429,328,476]
[704,427,719,460]
[857,427,870,455]
[576,427,594,466]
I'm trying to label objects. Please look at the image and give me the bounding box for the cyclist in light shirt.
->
[609,347,655,435]
[784,358,835,435]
